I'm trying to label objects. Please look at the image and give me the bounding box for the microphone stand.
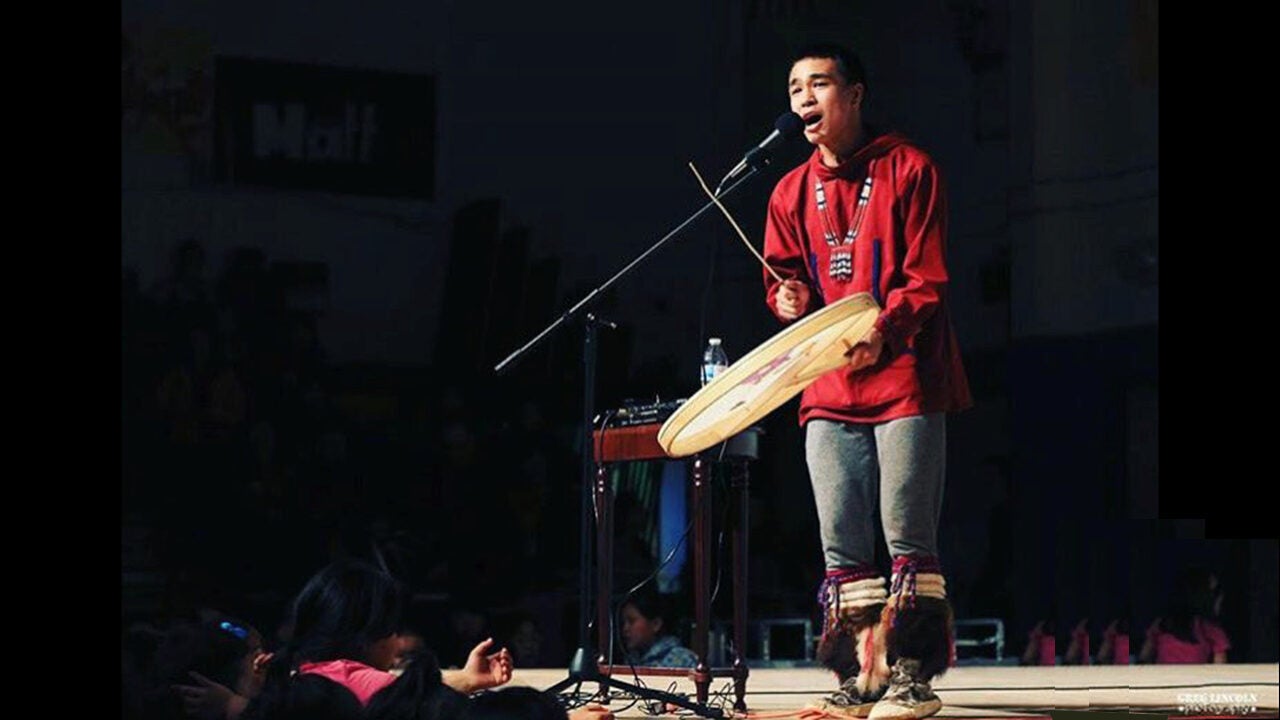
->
[494,161,767,719]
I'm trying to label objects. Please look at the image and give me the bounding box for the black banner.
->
[214,56,435,198]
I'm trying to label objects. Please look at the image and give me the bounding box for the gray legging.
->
[804,414,946,569]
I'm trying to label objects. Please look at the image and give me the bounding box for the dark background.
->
[121,0,1276,667]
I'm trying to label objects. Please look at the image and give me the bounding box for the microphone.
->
[716,111,805,194]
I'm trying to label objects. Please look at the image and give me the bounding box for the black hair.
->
[245,560,406,720]
[790,43,868,96]
[135,615,259,720]
[1164,566,1221,644]
[366,650,470,720]
[284,559,406,667]
[240,674,364,720]
[620,590,672,625]
[461,687,568,720]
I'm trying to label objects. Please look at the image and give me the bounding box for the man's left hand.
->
[848,328,885,371]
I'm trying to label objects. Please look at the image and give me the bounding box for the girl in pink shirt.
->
[1139,568,1230,664]
[243,560,514,720]
[1095,619,1130,665]
[1021,619,1056,666]
[1141,616,1229,664]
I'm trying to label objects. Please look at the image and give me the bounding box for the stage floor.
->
[509,664,1279,719]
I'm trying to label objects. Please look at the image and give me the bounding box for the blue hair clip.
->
[219,621,250,640]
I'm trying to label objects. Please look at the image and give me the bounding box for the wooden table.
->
[591,423,761,710]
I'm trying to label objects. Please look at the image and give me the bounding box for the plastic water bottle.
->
[701,337,729,386]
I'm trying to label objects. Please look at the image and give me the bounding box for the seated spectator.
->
[1020,619,1056,666]
[619,592,696,668]
[1140,568,1230,664]
[1095,618,1130,665]
[1063,619,1091,666]
[145,613,269,720]
[242,560,513,720]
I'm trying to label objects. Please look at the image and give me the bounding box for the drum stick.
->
[688,161,785,284]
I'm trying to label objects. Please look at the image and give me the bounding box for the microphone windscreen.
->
[774,111,805,139]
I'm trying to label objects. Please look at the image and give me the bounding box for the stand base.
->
[544,650,727,719]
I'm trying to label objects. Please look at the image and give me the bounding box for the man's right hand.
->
[775,279,810,320]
